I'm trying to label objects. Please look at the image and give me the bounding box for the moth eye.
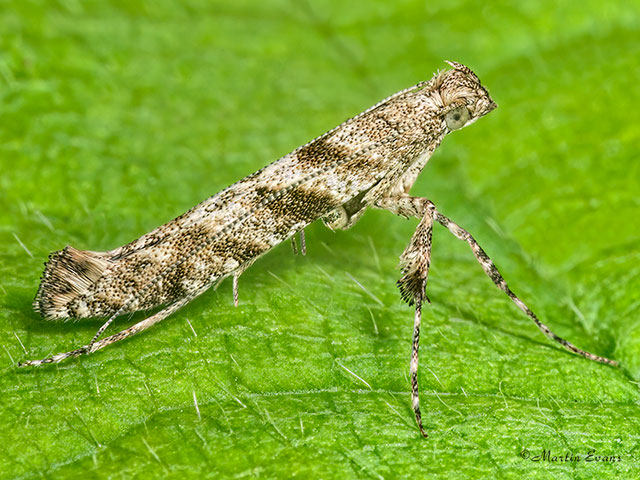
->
[444,106,470,130]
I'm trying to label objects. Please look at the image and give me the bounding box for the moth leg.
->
[299,230,306,256]
[322,206,348,230]
[290,230,306,256]
[230,262,253,307]
[233,273,240,307]
[376,195,619,367]
[411,298,428,437]
[401,207,433,437]
[90,311,119,345]
[19,296,192,367]
[432,205,618,367]
[376,195,433,437]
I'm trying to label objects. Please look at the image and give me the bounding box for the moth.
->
[20,61,617,437]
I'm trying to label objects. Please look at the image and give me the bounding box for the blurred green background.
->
[1,1,639,478]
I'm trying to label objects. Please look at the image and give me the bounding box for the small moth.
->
[20,61,618,437]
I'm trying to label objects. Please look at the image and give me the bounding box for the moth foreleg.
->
[376,194,619,436]
[377,195,618,366]
[431,206,618,367]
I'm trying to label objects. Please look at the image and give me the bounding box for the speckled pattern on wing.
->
[34,62,494,321]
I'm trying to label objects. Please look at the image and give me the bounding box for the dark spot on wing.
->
[296,138,351,167]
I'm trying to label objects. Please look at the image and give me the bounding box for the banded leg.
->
[290,230,306,256]
[19,287,206,367]
[411,299,427,437]
[377,195,618,366]
[376,195,434,437]
[230,262,254,307]
[375,195,618,437]
[432,206,618,367]
[233,273,240,307]
[299,230,306,256]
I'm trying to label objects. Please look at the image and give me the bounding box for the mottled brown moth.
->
[20,61,618,437]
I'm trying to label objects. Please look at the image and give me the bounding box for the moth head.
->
[436,61,497,132]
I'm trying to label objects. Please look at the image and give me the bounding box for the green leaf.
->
[1,1,639,478]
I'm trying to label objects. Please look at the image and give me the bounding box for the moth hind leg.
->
[19,296,193,367]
